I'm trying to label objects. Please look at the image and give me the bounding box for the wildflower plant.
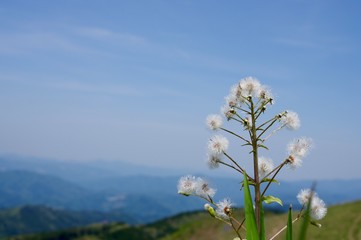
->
[177,77,327,240]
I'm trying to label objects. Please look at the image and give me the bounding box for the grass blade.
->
[286,205,293,240]
[243,172,259,240]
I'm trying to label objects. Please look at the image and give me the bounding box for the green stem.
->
[250,98,262,236]
[220,127,250,144]
[257,116,278,130]
[223,152,252,181]
[257,118,279,140]
[261,159,288,181]
[261,161,286,197]
[218,160,243,174]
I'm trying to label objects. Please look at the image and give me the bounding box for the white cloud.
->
[76,27,147,45]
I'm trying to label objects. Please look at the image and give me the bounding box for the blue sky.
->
[0,0,360,180]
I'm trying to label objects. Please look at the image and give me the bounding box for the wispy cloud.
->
[75,27,147,45]
[50,81,143,97]
[49,80,186,98]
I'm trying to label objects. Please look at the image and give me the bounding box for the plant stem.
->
[257,118,279,140]
[261,162,286,197]
[223,152,252,181]
[220,127,250,144]
[250,98,262,236]
[269,217,301,240]
[218,160,244,174]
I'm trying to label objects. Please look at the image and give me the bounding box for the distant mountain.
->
[0,170,90,209]
[0,155,360,227]
[0,155,183,185]
[0,205,130,238]
[10,201,361,240]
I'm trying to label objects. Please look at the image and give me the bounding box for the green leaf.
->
[286,205,293,240]
[243,171,259,240]
[258,144,269,150]
[262,195,283,206]
[261,178,280,184]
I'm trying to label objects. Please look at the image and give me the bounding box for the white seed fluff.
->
[281,111,301,130]
[206,114,223,130]
[195,177,216,199]
[208,135,229,155]
[216,198,232,220]
[258,157,274,178]
[177,175,196,196]
[288,137,313,159]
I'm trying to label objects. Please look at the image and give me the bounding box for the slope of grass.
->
[10,200,361,240]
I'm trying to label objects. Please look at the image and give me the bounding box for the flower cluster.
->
[177,76,326,239]
[297,189,327,220]
[222,77,273,121]
[177,175,216,200]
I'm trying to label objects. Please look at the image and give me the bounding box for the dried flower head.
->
[258,157,274,178]
[239,77,261,98]
[281,111,300,130]
[207,154,221,169]
[216,198,232,220]
[296,189,327,220]
[208,135,229,155]
[310,197,327,220]
[177,175,196,196]
[288,137,313,159]
[195,177,216,199]
[221,105,236,120]
[206,114,223,130]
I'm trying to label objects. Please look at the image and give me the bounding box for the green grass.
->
[9,200,361,240]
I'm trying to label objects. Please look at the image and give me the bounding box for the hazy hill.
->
[0,156,360,226]
[9,201,361,240]
[0,205,131,238]
[0,171,90,208]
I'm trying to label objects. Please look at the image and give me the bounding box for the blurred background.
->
[0,1,360,239]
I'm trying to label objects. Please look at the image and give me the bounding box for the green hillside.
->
[9,200,361,240]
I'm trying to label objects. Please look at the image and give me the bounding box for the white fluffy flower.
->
[288,137,313,159]
[216,198,232,220]
[207,154,221,169]
[281,111,301,130]
[208,135,229,155]
[221,105,236,120]
[195,177,216,199]
[177,175,196,196]
[225,84,244,107]
[239,76,262,98]
[258,85,274,103]
[310,197,327,220]
[258,157,274,178]
[297,189,315,205]
[206,114,223,130]
[296,189,327,220]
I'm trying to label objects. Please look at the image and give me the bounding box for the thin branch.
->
[230,217,243,239]
[269,217,300,240]
[223,152,253,181]
[261,162,287,197]
[257,118,279,140]
[218,160,243,174]
[262,124,286,142]
[220,127,250,144]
